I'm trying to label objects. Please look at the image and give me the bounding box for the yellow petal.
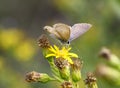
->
[66,57,73,64]
[46,54,56,58]
[67,47,71,51]
[56,56,60,58]
[49,46,56,53]
[54,45,59,51]
[69,53,78,58]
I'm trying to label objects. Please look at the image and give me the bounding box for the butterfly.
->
[44,23,92,44]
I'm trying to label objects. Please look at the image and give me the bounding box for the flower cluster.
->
[25,24,98,88]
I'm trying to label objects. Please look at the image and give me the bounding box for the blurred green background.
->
[0,0,120,88]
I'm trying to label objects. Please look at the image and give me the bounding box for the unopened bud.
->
[54,58,70,80]
[99,47,120,70]
[25,71,52,83]
[95,64,120,85]
[71,58,83,82]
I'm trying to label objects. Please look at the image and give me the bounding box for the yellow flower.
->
[14,40,35,61]
[46,45,78,64]
[0,29,23,50]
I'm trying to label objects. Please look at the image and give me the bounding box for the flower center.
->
[56,50,67,58]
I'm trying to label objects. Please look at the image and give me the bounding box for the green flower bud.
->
[99,47,120,70]
[87,82,98,88]
[109,54,120,70]
[96,64,120,85]
[71,58,83,82]
[54,58,70,80]
[25,71,53,83]
[59,66,70,80]
[71,69,81,82]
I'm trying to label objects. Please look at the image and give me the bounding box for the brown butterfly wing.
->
[53,23,70,42]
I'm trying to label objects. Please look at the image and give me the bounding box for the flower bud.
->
[99,47,120,71]
[95,64,120,85]
[54,58,70,80]
[25,71,52,83]
[71,58,83,82]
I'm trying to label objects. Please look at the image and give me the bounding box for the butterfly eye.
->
[67,41,70,45]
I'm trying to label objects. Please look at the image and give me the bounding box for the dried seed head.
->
[25,71,51,83]
[37,34,50,48]
[85,72,97,84]
[54,58,70,70]
[25,71,41,82]
[61,81,73,88]
[71,58,83,70]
